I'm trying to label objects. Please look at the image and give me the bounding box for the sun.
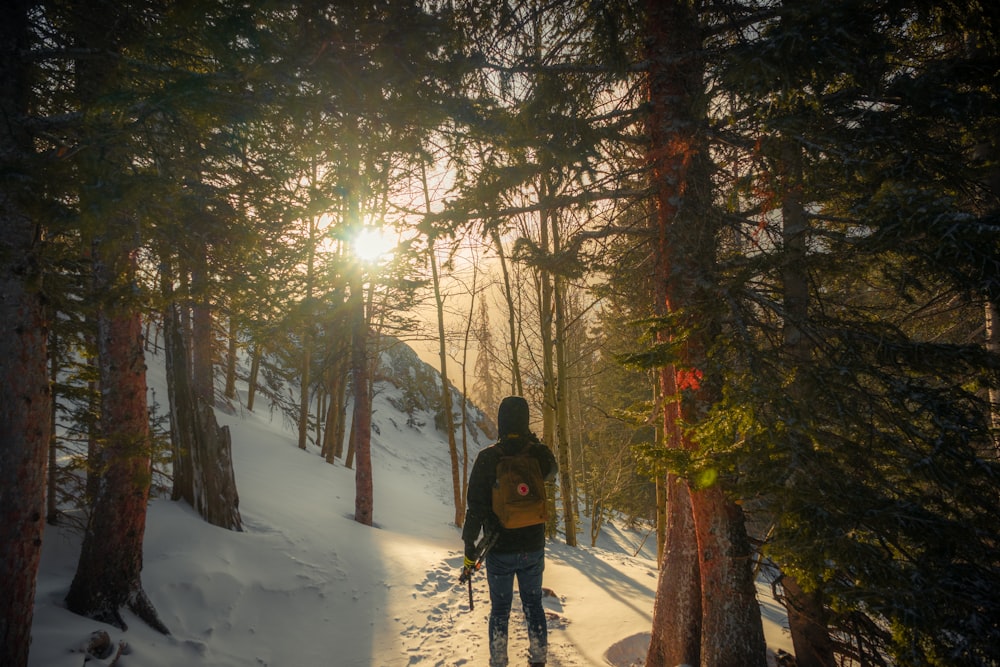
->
[351,227,396,264]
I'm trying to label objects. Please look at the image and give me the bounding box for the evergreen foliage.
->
[4,0,999,664]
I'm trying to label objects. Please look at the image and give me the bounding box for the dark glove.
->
[460,540,479,582]
[459,551,475,584]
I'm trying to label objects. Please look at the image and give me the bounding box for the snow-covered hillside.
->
[29,343,792,666]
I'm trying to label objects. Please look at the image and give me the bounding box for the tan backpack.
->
[491,442,547,529]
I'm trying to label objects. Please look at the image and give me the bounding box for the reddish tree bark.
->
[0,5,51,665]
[690,486,767,666]
[644,0,766,664]
[65,242,168,634]
[646,475,701,667]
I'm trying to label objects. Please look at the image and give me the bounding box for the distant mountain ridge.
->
[374,336,496,446]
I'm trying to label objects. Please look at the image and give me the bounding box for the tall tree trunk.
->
[783,575,836,667]
[987,301,1000,455]
[645,1,766,664]
[346,121,373,523]
[646,474,701,667]
[689,486,765,666]
[430,242,463,527]
[191,251,214,405]
[350,274,373,524]
[490,228,523,395]
[0,4,52,663]
[168,307,243,530]
[298,213,318,451]
[48,330,60,525]
[653,378,667,564]
[321,361,346,463]
[64,0,166,633]
[780,136,836,667]
[163,290,195,505]
[246,342,262,412]
[86,346,100,503]
[66,237,168,634]
[552,217,577,546]
[974,128,1000,457]
[321,335,349,462]
[423,162,463,527]
[536,207,559,536]
[163,261,242,531]
[474,297,499,413]
[538,208,557,446]
[224,311,238,401]
[459,258,479,503]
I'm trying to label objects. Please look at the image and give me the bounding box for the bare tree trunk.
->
[321,337,349,462]
[298,214,318,451]
[163,263,241,531]
[191,400,242,530]
[345,411,357,470]
[0,6,51,662]
[48,330,60,525]
[345,122,373,523]
[164,293,195,505]
[490,228,523,395]
[430,242,463,527]
[315,384,325,452]
[66,238,168,635]
[645,0,703,657]
[321,361,347,463]
[458,253,481,503]
[246,342,262,412]
[422,161,463,526]
[350,274,373,524]
[191,252,214,404]
[224,311,238,401]
[534,208,560,537]
[552,217,577,546]
[86,347,100,503]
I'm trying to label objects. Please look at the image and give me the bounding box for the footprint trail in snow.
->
[398,554,587,667]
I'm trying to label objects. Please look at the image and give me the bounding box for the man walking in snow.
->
[462,396,557,667]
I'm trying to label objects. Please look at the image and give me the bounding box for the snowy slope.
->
[28,350,792,667]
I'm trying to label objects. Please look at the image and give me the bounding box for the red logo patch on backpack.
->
[492,442,547,529]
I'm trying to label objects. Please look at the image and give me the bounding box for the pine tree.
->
[703,1,1000,663]
[644,0,767,663]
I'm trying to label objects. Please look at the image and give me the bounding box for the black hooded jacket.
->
[461,433,557,558]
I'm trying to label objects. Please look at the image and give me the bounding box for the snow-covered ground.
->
[29,356,793,666]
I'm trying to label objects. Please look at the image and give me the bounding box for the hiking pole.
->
[459,531,498,611]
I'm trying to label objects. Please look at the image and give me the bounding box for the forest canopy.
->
[1,1,998,666]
